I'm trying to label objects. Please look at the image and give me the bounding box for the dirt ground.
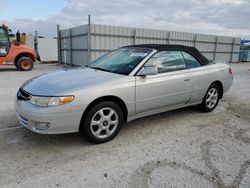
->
[0,62,250,188]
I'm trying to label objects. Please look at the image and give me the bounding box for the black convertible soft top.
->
[125,44,210,65]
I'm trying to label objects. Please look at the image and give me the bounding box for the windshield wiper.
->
[89,66,112,73]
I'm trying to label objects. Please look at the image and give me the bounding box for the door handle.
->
[184,78,191,81]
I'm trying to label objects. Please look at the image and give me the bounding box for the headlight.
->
[30,96,74,107]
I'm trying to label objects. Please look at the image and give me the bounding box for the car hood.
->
[22,67,126,96]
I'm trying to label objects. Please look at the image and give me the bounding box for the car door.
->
[135,51,192,114]
[182,51,216,103]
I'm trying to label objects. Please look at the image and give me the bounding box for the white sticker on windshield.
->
[0,48,6,54]
[130,53,148,57]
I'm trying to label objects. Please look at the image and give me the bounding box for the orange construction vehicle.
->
[0,24,39,71]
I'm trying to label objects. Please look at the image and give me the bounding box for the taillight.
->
[229,67,233,75]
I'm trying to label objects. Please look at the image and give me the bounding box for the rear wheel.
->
[200,84,220,112]
[81,101,123,144]
[16,57,34,71]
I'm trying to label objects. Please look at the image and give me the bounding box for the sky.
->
[1,0,250,39]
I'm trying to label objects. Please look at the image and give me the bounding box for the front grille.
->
[17,88,31,101]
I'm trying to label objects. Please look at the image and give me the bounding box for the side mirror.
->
[138,66,158,76]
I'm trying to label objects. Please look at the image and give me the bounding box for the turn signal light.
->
[59,96,74,105]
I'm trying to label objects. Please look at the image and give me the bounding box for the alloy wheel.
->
[90,107,119,139]
[205,88,218,109]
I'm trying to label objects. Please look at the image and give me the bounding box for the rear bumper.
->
[223,75,233,94]
[14,98,85,134]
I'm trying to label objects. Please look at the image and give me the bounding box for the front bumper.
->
[15,98,85,134]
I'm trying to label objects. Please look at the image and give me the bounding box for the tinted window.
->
[0,28,10,56]
[182,51,201,68]
[145,51,186,73]
[88,48,152,75]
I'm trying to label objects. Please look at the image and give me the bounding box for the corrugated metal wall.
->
[59,25,89,66]
[37,38,58,61]
[58,24,241,66]
[26,35,58,62]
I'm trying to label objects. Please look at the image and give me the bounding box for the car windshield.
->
[87,48,152,75]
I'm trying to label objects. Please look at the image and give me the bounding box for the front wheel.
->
[81,101,123,144]
[16,57,34,71]
[200,84,220,112]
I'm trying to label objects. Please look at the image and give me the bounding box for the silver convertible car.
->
[15,44,233,143]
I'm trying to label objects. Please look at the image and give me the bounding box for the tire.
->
[81,101,123,144]
[16,57,34,71]
[200,84,220,112]
[14,62,19,69]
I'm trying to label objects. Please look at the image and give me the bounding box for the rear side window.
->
[145,51,186,73]
[182,51,201,69]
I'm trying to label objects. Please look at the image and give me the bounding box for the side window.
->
[0,28,10,56]
[182,51,201,69]
[145,51,186,73]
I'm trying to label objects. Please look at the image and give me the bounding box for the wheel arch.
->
[211,80,223,99]
[79,95,128,131]
[14,52,36,63]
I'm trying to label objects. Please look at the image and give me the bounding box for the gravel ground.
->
[0,62,250,188]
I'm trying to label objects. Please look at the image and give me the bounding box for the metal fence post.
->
[134,28,137,45]
[230,38,235,63]
[57,25,61,64]
[63,38,66,67]
[34,30,38,52]
[69,28,73,66]
[213,36,218,61]
[194,34,197,48]
[87,14,91,64]
[167,32,170,44]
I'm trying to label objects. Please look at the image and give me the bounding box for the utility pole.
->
[87,14,91,64]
